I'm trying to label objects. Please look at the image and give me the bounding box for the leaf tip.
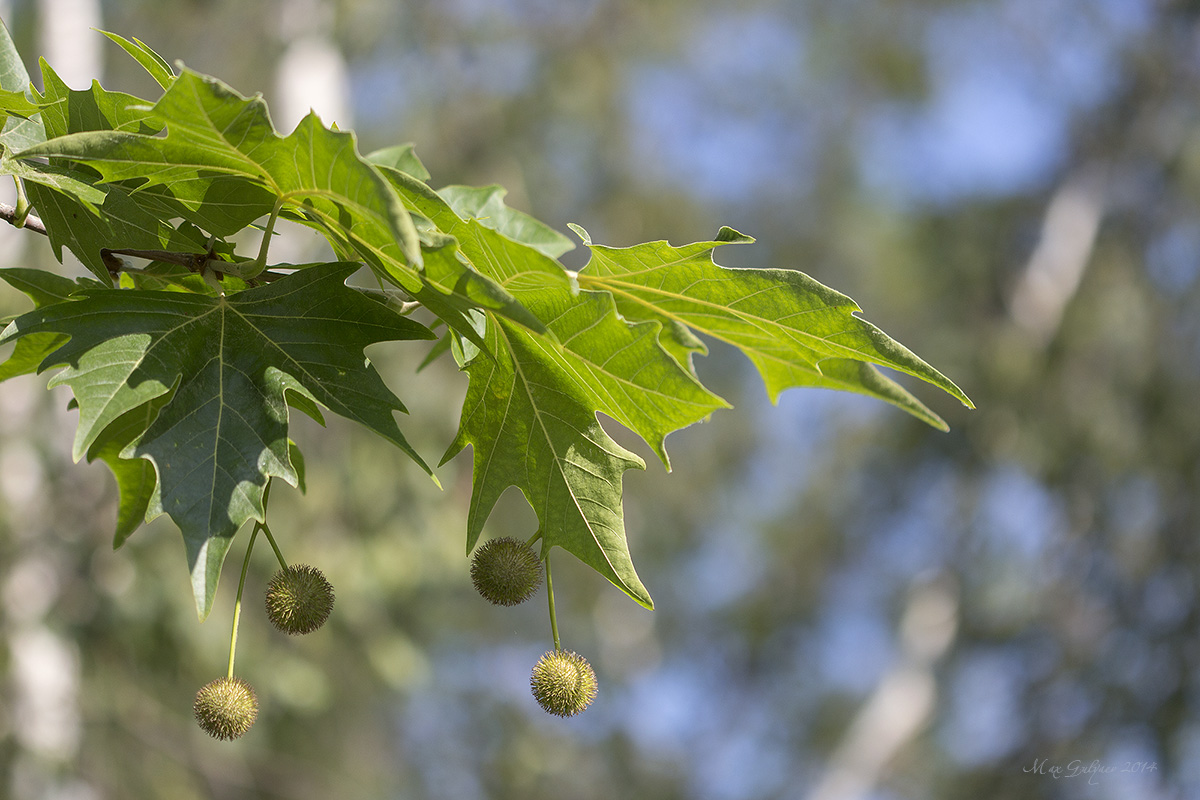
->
[568,223,592,246]
[439,435,469,469]
[715,226,754,244]
[630,589,654,611]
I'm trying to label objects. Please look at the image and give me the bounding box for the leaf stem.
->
[11,177,31,229]
[249,198,284,278]
[227,523,260,679]
[545,552,561,652]
[256,480,288,570]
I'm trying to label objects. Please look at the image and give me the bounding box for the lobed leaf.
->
[433,192,728,607]
[14,69,419,262]
[0,265,435,617]
[575,228,974,430]
[442,318,655,607]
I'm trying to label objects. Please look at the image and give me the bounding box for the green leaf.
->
[417,330,454,372]
[0,329,68,382]
[575,229,974,430]
[16,61,274,243]
[364,166,550,346]
[5,155,209,283]
[0,19,29,92]
[0,268,78,381]
[457,218,728,465]
[2,62,201,281]
[440,220,728,609]
[0,267,80,306]
[0,88,44,120]
[33,60,160,137]
[442,318,655,608]
[0,21,43,151]
[98,31,175,90]
[288,440,307,494]
[0,264,436,618]
[366,143,430,182]
[86,393,172,549]
[13,67,548,351]
[437,184,575,259]
[14,68,422,269]
[413,233,548,349]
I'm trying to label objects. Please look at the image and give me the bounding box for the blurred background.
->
[0,0,1196,797]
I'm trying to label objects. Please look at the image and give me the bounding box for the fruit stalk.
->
[545,553,561,652]
[227,523,260,678]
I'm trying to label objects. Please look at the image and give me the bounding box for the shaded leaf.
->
[372,167,548,346]
[14,69,542,345]
[0,264,435,617]
[0,268,78,381]
[7,156,208,283]
[288,440,307,494]
[86,393,172,549]
[413,233,547,350]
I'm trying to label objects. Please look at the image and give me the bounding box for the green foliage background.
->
[0,2,1196,799]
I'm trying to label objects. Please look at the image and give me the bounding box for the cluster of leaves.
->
[0,26,970,620]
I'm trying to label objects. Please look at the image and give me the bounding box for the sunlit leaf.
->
[575,227,974,430]
[0,19,44,151]
[98,30,175,90]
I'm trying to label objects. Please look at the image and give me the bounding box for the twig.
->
[0,202,324,287]
[104,247,207,268]
[0,202,47,236]
[0,203,284,283]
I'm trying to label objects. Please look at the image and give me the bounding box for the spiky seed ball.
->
[265,564,335,635]
[194,676,258,740]
[470,537,542,606]
[530,650,598,717]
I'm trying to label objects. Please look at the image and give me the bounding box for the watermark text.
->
[1023,757,1157,785]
